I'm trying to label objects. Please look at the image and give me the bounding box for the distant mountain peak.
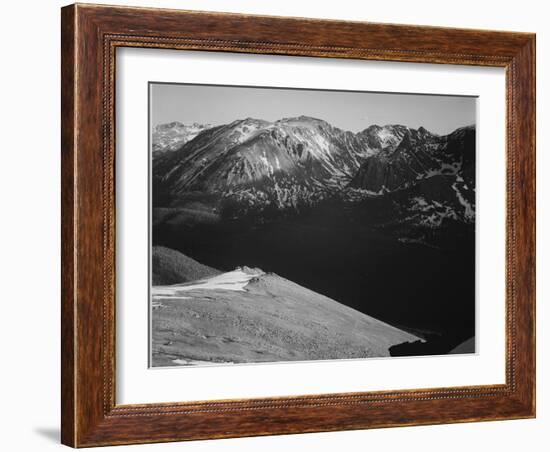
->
[153,116,475,224]
[152,121,212,154]
[154,121,185,131]
[278,115,326,123]
[229,117,270,127]
[363,124,408,132]
[276,116,335,131]
[449,124,475,137]
[350,124,475,195]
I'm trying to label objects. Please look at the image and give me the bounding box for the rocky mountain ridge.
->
[152,121,212,154]
[152,116,475,239]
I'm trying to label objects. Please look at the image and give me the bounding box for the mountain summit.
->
[153,116,398,210]
[152,121,212,154]
[153,117,475,230]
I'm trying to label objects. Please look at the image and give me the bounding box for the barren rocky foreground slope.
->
[151,255,418,367]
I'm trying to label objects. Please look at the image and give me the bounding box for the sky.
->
[150,83,476,135]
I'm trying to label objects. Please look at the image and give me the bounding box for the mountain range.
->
[151,116,476,357]
[152,116,475,240]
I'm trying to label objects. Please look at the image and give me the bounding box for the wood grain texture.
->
[60,5,76,447]
[60,3,536,447]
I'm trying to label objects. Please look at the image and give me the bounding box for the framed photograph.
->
[61,3,535,447]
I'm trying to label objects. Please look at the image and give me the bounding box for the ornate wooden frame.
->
[61,3,536,447]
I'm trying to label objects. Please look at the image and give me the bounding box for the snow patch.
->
[452,181,475,220]
[376,127,399,145]
[152,268,265,302]
[259,150,274,176]
[412,196,428,207]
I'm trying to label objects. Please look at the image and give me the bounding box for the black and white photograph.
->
[149,83,477,367]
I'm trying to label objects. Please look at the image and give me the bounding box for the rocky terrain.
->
[151,251,419,366]
[152,121,212,155]
[152,246,220,285]
[151,116,477,361]
[152,117,475,245]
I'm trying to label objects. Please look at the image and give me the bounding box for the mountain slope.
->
[153,116,376,212]
[151,264,418,366]
[152,121,212,155]
[152,246,220,285]
[349,125,475,194]
[449,337,475,354]
[358,124,409,152]
[346,125,476,236]
[152,118,476,250]
[153,118,475,221]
